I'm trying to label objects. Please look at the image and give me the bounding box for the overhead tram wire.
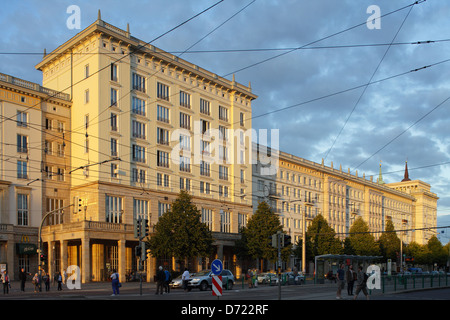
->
[351,94,450,172]
[2,38,449,56]
[324,1,416,161]
[222,0,426,77]
[0,0,224,127]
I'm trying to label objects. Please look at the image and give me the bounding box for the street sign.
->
[212,275,222,297]
[211,259,223,276]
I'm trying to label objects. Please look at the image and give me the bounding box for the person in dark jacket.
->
[155,266,165,295]
[19,268,30,292]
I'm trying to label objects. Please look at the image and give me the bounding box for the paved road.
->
[1,280,449,300]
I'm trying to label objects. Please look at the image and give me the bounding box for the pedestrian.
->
[110,269,120,296]
[336,264,345,299]
[155,266,165,295]
[164,267,171,294]
[346,265,356,296]
[181,268,190,292]
[57,272,63,291]
[353,266,369,300]
[19,268,28,292]
[1,270,10,294]
[43,272,50,291]
[32,273,40,293]
[247,269,253,288]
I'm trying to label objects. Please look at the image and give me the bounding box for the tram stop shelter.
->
[314,254,383,283]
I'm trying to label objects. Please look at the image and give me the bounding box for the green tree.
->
[427,235,447,267]
[405,241,430,265]
[236,201,291,269]
[296,214,342,262]
[347,217,380,256]
[378,219,400,261]
[146,190,213,263]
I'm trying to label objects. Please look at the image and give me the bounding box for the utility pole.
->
[134,216,148,295]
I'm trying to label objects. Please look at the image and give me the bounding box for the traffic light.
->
[280,234,291,247]
[271,234,278,248]
[283,234,291,247]
[78,197,83,212]
[135,245,142,257]
[134,217,142,239]
[40,253,47,265]
[140,242,146,261]
[142,219,149,237]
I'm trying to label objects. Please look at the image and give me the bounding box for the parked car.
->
[169,273,195,289]
[188,269,235,291]
[257,272,278,284]
[284,272,305,284]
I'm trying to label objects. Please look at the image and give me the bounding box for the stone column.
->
[81,236,90,283]
[118,239,126,283]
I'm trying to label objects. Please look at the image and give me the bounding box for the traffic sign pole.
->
[212,275,222,298]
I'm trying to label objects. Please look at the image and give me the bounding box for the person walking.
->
[346,265,356,296]
[57,272,63,291]
[110,269,120,296]
[336,264,345,299]
[182,268,190,292]
[164,268,171,294]
[43,272,50,291]
[1,270,10,294]
[353,266,370,300]
[155,266,165,295]
[32,273,40,293]
[19,268,29,292]
[247,269,253,288]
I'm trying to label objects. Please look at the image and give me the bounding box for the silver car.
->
[188,269,235,291]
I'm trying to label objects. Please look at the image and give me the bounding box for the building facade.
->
[35,14,256,283]
[252,144,438,254]
[0,72,71,280]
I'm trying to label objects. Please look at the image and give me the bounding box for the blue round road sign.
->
[211,259,223,275]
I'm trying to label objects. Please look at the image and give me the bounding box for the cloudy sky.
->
[1,0,450,241]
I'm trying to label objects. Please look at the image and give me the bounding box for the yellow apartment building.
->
[35,13,256,283]
[0,72,71,280]
[252,144,438,259]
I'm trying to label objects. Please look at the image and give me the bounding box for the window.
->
[132,73,145,92]
[200,181,210,194]
[240,112,245,126]
[132,120,146,139]
[179,134,191,151]
[132,168,145,183]
[111,163,118,178]
[157,105,169,123]
[200,119,210,135]
[164,174,169,187]
[84,114,89,130]
[57,143,65,157]
[201,140,210,156]
[179,156,191,172]
[219,106,228,122]
[17,134,28,153]
[111,63,118,82]
[157,127,169,145]
[218,125,228,141]
[45,118,52,130]
[238,213,247,231]
[132,145,146,163]
[105,195,123,223]
[157,150,169,168]
[180,91,191,108]
[133,199,148,220]
[17,111,28,127]
[132,97,146,116]
[17,160,27,179]
[111,138,118,156]
[202,208,213,230]
[56,168,65,181]
[219,185,229,197]
[84,89,89,104]
[200,98,210,115]
[220,210,231,233]
[219,165,228,180]
[157,82,169,100]
[17,194,28,226]
[158,202,171,217]
[200,160,210,177]
[110,113,118,131]
[110,88,118,107]
[180,177,191,191]
[179,112,191,130]
[85,64,89,78]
